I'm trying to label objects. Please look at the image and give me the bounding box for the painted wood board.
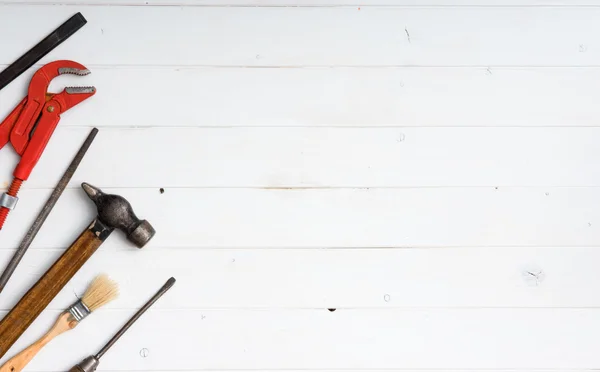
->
[5,308,600,371]
[0,187,598,250]
[0,2,597,372]
[1,127,600,189]
[2,67,600,129]
[1,6,600,67]
[0,247,598,310]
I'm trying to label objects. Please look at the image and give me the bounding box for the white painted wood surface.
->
[0,2,599,372]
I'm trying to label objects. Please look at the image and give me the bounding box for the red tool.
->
[0,60,96,230]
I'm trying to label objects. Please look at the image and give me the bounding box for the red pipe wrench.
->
[0,60,96,229]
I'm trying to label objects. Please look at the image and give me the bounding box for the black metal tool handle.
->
[95,277,176,360]
[0,12,87,91]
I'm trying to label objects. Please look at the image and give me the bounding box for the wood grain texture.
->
[0,247,599,310]
[4,308,600,371]
[0,228,102,359]
[3,67,600,129]
[1,6,600,67]
[0,2,598,372]
[2,187,599,250]
[1,127,600,189]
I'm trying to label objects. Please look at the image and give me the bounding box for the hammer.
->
[0,183,155,358]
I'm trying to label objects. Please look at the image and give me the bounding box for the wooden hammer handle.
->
[0,222,107,358]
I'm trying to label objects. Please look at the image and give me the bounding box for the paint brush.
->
[0,274,118,372]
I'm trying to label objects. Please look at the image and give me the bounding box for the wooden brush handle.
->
[0,219,111,358]
[0,313,77,372]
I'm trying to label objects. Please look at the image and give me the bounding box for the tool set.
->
[0,183,156,358]
[0,12,175,371]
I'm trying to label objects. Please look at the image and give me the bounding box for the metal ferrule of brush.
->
[68,300,91,322]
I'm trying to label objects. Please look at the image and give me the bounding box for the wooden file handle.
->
[0,220,110,358]
[0,313,77,372]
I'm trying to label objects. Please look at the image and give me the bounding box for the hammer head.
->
[82,183,155,248]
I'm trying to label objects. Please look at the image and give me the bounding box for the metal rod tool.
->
[0,13,87,91]
[0,127,99,294]
[69,277,176,372]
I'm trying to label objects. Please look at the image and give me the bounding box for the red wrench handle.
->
[0,97,28,152]
[14,100,60,181]
[10,98,45,155]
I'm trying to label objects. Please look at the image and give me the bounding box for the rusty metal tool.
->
[0,184,155,358]
[0,13,87,91]
[0,128,99,295]
[0,60,96,230]
[70,277,176,372]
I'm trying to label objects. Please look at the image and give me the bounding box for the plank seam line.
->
[8,307,600,312]
[24,125,600,129]
[7,186,600,191]
[7,64,600,70]
[14,246,600,253]
[3,2,600,7]
[23,370,600,372]
[14,245,600,251]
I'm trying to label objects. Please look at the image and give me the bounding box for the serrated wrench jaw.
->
[53,86,97,113]
[66,86,96,94]
[28,61,91,100]
[58,68,91,76]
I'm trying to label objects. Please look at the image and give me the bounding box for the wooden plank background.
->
[0,1,599,372]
